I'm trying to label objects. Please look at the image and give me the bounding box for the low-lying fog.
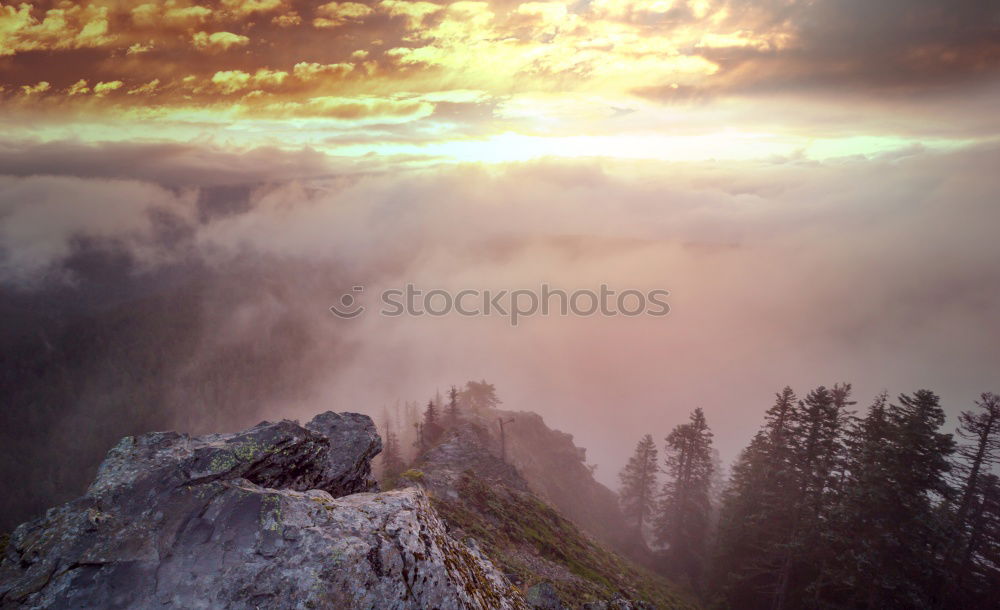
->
[2,138,998,530]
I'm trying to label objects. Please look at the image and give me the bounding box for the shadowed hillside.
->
[392,415,695,608]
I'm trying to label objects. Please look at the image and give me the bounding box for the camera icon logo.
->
[329,286,366,319]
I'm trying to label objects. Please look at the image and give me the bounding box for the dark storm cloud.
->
[708,0,1000,95]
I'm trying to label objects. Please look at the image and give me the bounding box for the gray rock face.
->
[525,581,566,610]
[88,412,381,500]
[304,411,383,495]
[0,412,526,609]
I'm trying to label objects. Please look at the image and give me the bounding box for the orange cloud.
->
[192,31,250,51]
[211,70,251,93]
[20,81,50,95]
[259,95,435,122]
[252,68,288,87]
[131,3,212,28]
[313,2,373,28]
[128,79,161,95]
[1,2,114,55]
[292,61,354,81]
[221,0,285,16]
[93,80,123,97]
[126,41,153,55]
[271,11,301,27]
[67,79,90,96]
[379,0,443,29]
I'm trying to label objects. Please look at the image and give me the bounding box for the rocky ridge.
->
[401,421,695,609]
[451,407,647,559]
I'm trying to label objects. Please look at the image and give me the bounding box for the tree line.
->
[618,386,1000,609]
[377,380,502,482]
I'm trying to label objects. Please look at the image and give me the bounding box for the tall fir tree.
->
[946,392,1000,602]
[770,384,854,609]
[828,390,954,608]
[618,434,659,536]
[714,387,799,608]
[656,407,714,586]
[422,398,443,446]
[413,421,425,454]
[949,472,1000,608]
[822,391,893,607]
[423,398,438,426]
[446,385,461,427]
[381,420,406,482]
[712,385,854,609]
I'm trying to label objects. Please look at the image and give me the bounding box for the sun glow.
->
[1,0,996,163]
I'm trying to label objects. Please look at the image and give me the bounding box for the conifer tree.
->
[769,385,854,609]
[461,380,501,411]
[712,385,854,608]
[713,387,799,606]
[424,398,438,426]
[656,408,714,585]
[831,390,954,608]
[712,386,1000,609]
[381,421,406,482]
[953,393,1000,535]
[791,384,857,605]
[413,421,425,453]
[820,392,893,608]
[947,392,1000,600]
[618,434,659,535]
[949,472,1000,608]
[422,398,443,445]
[446,385,461,427]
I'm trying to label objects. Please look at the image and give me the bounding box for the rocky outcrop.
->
[0,412,526,609]
[304,411,383,495]
[87,412,381,500]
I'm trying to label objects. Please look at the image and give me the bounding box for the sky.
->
[2,0,999,158]
[1,0,1000,489]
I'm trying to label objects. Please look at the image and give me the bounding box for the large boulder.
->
[304,411,383,495]
[0,412,527,609]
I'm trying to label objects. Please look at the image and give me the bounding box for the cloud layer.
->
[2,138,998,521]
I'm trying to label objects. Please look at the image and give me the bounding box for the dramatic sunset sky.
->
[3,0,999,158]
[1,0,999,494]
